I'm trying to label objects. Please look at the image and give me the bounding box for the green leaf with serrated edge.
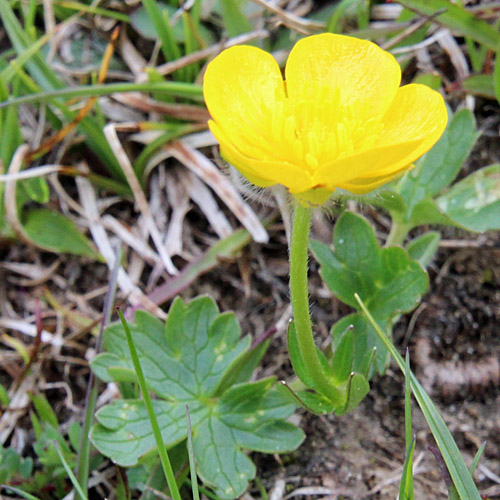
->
[396,110,478,216]
[91,296,303,498]
[91,353,133,383]
[436,164,500,232]
[214,339,270,396]
[92,399,208,465]
[22,208,100,259]
[311,212,428,316]
[406,232,440,268]
[331,314,389,376]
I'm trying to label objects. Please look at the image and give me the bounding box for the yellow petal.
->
[209,121,314,192]
[314,83,447,189]
[285,33,401,124]
[203,45,289,164]
[336,165,415,194]
[378,83,448,154]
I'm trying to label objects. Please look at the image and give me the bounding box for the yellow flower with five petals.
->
[203,33,448,205]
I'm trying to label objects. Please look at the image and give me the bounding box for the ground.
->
[1,1,500,499]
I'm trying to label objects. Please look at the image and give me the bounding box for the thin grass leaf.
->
[186,405,200,500]
[54,442,89,500]
[0,81,203,108]
[117,309,182,500]
[54,1,130,21]
[395,0,500,51]
[399,437,416,500]
[404,351,412,450]
[470,442,486,475]
[141,0,186,81]
[354,294,482,500]
[76,249,120,494]
[1,486,42,500]
[400,351,415,500]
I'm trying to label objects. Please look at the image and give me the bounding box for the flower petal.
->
[285,33,401,122]
[378,83,448,152]
[203,45,289,163]
[314,83,447,190]
[209,121,314,192]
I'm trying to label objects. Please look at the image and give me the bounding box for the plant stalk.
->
[289,203,342,402]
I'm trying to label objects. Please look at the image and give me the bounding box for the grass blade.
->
[54,442,89,500]
[395,0,500,51]
[0,81,203,109]
[1,486,42,500]
[75,248,120,494]
[186,405,200,500]
[117,309,182,500]
[354,293,482,500]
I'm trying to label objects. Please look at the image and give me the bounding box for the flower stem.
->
[289,203,342,403]
[385,220,411,247]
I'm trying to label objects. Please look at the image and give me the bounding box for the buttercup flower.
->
[203,33,448,205]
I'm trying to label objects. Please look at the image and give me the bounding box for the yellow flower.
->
[203,33,448,205]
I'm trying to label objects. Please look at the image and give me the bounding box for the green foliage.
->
[378,109,500,234]
[395,0,500,51]
[90,296,304,499]
[0,447,33,484]
[0,393,90,499]
[356,297,482,500]
[220,0,253,38]
[22,208,100,259]
[310,212,428,376]
[130,4,214,46]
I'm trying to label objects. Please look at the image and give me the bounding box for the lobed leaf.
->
[91,296,304,498]
[311,212,428,316]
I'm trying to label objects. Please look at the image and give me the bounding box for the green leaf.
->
[130,3,215,47]
[311,212,428,317]
[18,177,50,204]
[462,74,497,99]
[396,109,478,217]
[22,208,100,259]
[338,372,369,415]
[356,295,482,500]
[331,313,390,376]
[371,190,407,213]
[495,53,500,104]
[220,0,253,38]
[399,438,416,500]
[436,164,500,232]
[331,327,354,384]
[395,0,500,51]
[91,297,304,498]
[29,393,58,428]
[406,232,440,268]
